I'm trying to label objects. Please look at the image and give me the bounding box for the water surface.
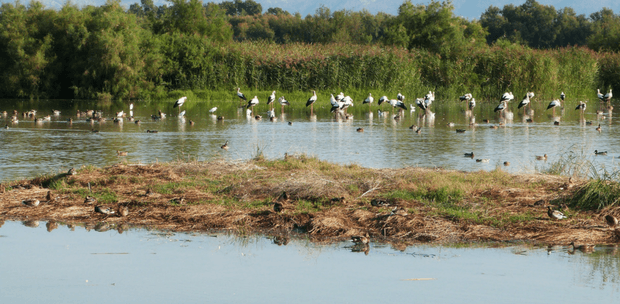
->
[0,220,618,303]
[1,98,617,181]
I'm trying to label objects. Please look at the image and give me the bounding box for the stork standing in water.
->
[267,90,276,111]
[468,98,476,111]
[306,90,317,115]
[389,99,407,116]
[377,96,388,113]
[340,96,354,114]
[247,96,259,115]
[575,100,587,117]
[173,96,186,115]
[397,92,405,103]
[517,94,530,114]
[500,92,514,103]
[494,100,508,118]
[363,93,374,112]
[604,89,613,109]
[209,107,217,115]
[278,96,290,114]
[459,93,472,102]
[546,99,562,116]
[236,88,247,107]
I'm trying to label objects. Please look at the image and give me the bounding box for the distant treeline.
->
[1,0,620,100]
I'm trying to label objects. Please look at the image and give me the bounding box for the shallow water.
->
[0,220,618,303]
[0,98,618,181]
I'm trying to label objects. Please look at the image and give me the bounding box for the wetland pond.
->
[0,220,619,303]
[2,98,620,302]
[0,98,619,182]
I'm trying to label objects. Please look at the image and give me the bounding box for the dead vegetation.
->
[0,155,619,246]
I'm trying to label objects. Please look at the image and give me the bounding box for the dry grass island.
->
[1,155,619,247]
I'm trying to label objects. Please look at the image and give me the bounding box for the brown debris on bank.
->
[0,156,619,246]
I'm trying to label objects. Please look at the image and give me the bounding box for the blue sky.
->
[2,0,618,19]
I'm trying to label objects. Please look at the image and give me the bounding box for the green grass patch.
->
[565,179,620,210]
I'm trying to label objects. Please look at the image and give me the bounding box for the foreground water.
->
[0,98,618,181]
[0,220,618,303]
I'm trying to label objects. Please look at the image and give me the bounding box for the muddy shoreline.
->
[1,157,619,246]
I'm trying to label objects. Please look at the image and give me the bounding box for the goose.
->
[500,92,514,102]
[596,124,601,132]
[22,199,40,207]
[594,150,607,155]
[209,107,217,114]
[547,206,566,220]
[95,206,115,215]
[221,140,229,150]
[306,90,318,113]
[459,93,472,101]
[536,154,548,160]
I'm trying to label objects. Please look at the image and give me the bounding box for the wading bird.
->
[278,96,290,114]
[547,99,562,116]
[363,93,374,111]
[468,98,476,111]
[517,94,530,113]
[397,92,405,102]
[236,88,247,106]
[306,90,317,114]
[560,92,565,101]
[575,101,587,115]
[459,93,472,102]
[247,96,259,114]
[500,92,514,102]
[173,96,186,115]
[267,90,276,111]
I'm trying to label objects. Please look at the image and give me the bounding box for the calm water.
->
[0,220,618,303]
[0,98,618,181]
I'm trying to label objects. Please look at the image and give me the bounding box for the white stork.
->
[173,96,186,115]
[378,95,388,106]
[247,96,259,114]
[363,93,374,111]
[267,90,276,110]
[597,89,605,101]
[306,90,317,113]
[278,96,290,113]
[604,89,613,102]
[397,92,405,102]
[459,93,472,102]
[415,98,426,112]
[389,99,407,113]
[494,100,508,117]
[575,101,587,114]
[500,92,514,102]
[527,91,535,99]
[336,92,345,102]
[340,96,354,113]
[237,88,247,107]
[468,98,476,111]
[209,107,217,114]
[517,94,530,112]
[560,92,565,101]
[546,99,561,116]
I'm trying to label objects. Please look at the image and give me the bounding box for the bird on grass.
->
[22,199,40,207]
[548,206,566,220]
